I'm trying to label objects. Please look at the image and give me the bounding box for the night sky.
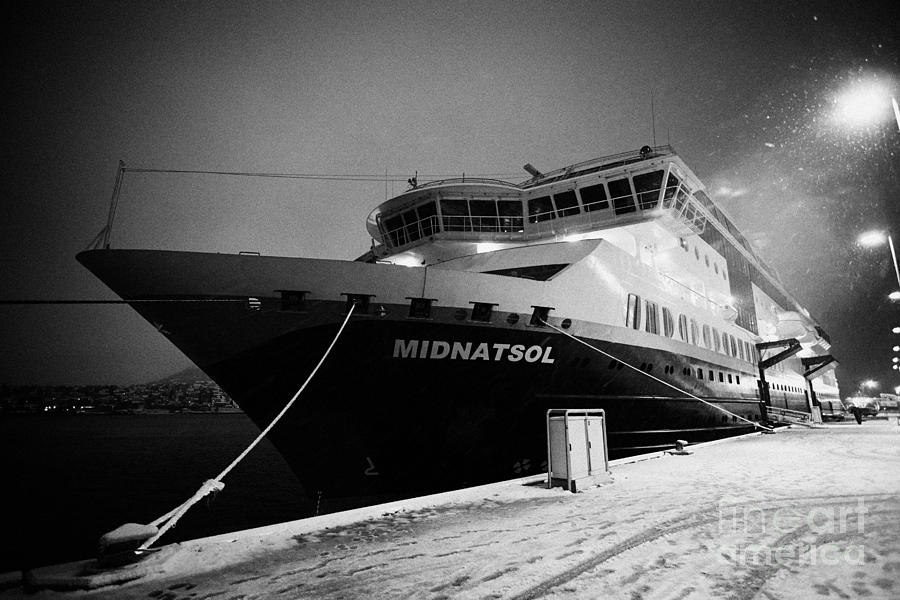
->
[2,1,898,396]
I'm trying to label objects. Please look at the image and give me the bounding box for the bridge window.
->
[722,332,731,356]
[626,294,641,329]
[730,335,738,357]
[470,200,499,232]
[737,339,745,361]
[441,199,470,232]
[580,183,609,212]
[528,196,555,223]
[609,178,636,215]
[712,327,722,353]
[553,190,580,217]
[384,213,408,247]
[498,200,524,232]
[633,170,664,210]
[690,318,699,346]
[662,173,680,207]
[417,202,437,237]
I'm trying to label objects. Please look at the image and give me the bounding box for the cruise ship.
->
[77,145,840,501]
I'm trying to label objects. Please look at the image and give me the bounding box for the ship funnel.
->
[523,163,543,178]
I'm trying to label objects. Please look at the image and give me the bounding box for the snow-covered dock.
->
[4,420,899,599]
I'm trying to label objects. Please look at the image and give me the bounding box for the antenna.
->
[650,92,657,147]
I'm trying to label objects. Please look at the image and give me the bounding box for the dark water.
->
[0,413,316,573]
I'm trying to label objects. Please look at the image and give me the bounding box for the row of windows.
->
[379,168,689,246]
[527,169,677,222]
[685,366,743,386]
[680,237,728,281]
[770,382,805,394]
[626,293,758,364]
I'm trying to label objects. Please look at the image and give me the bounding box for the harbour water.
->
[0,413,313,573]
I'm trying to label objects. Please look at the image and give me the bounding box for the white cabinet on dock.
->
[546,408,611,492]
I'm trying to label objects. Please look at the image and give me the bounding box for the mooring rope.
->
[137,303,357,551]
[540,319,774,432]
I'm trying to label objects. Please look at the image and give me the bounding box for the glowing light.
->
[894,327,900,334]
[890,291,900,301]
[475,242,506,254]
[833,79,893,128]
[894,357,899,363]
[858,230,888,247]
[893,346,900,352]
[861,379,879,390]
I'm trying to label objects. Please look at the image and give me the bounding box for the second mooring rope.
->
[540,319,774,432]
[137,304,357,551]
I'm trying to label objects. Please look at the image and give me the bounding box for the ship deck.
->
[6,419,900,599]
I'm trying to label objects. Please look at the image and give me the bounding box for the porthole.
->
[561,318,572,329]
[454,308,467,321]
[506,313,520,325]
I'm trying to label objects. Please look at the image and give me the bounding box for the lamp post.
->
[857,230,900,296]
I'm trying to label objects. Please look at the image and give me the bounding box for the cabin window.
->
[528,196,555,223]
[728,373,733,384]
[678,314,688,342]
[719,372,725,383]
[470,302,496,322]
[736,375,741,385]
[712,327,722,353]
[277,289,308,312]
[609,178,636,215]
[702,324,711,349]
[679,237,688,251]
[662,307,674,338]
[553,190,580,217]
[690,318,699,346]
[645,300,659,334]
[441,199,470,231]
[633,170,664,210]
[662,173,680,207]
[626,294,641,330]
[709,370,714,381]
[579,183,609,212]
[498,200,524,232]
[697,368,703,379]
[407,297,434,319]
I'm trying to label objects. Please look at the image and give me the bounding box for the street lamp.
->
[858,230,900,293]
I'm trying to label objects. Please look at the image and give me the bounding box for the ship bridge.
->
[364,146,711,264]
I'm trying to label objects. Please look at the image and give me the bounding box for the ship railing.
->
[520,145,676,188]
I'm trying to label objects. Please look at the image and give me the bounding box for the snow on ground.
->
[7,419,900,599]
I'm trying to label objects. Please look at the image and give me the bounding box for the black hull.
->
[199,316,763,500]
